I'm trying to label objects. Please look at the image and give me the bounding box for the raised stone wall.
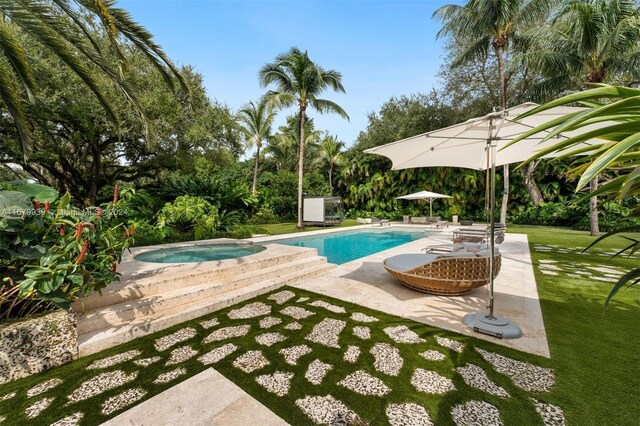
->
[0,310,78,385]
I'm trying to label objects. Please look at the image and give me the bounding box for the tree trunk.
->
[590,175,600,236]
[297,107,306,229]
[521,162,544,205]
[252,144,260,194]
[496,45,509,225]
[328,164,333,195]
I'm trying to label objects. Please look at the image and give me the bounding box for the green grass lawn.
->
[0,224,637,425]
[259,219,360,235]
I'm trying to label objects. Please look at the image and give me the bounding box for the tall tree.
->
[0,0,186,158]
[317,135,345,195]
[524,0,640,235]
[259,47,349,228]
[434,0,552,223]
[237,99,276,194]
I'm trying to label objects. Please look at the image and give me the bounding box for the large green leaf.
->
[16,183,59,202]
[0,190,32,216]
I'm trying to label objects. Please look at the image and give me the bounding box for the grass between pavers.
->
[508,225,640,426]
[259,219,360,235]
[0,287,556,426]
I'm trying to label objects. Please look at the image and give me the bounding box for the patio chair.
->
[452,223,506,244]
[383,249,501,296]
[371,216,390,226]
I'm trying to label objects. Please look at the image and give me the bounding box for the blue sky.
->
[120,0,453,150]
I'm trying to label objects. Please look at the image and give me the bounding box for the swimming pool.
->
[271,229,427,264]
[135,243,266,263]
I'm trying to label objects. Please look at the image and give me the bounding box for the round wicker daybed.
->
[383,251,501,296]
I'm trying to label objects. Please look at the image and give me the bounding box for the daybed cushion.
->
[475,247,500,257]
[384,254,439,272]
[437,252,480,258]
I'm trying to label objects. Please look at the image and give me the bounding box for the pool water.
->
[135,244,266,263]
[273,229,427,264]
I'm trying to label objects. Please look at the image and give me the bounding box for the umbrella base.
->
[463,312,522,339]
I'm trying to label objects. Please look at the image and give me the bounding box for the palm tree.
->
[433,0,552,223]
[0,0,186,158]
[317,135,345,195]
[259,47,349,228]
[524,0,640,235]
[273,117,322,172]
[237,100,276,194]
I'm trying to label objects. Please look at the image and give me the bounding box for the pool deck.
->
[270,224,550,358]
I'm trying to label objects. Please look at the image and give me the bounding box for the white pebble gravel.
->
[255,371,294,396]
[436,336,464,353]
[0,392,15,401]
[343,345,361,363]
[25,397,54,418]
[228,302,271,319]
[154,328,197,351]
[384,325,425,343]
[198,343,238,365]
[451,400,503,426]
[203,325,251,343]
[256,332,287,346]
[352,326,371,340]
[306,318,346,348]
[68,370,137,403]
[87,350,142,369]
[532,398,566,426]
[284,321,303,330]
[133,356,161,367]
[309,300,347,313]
[281,306,316,320]
[233,350,269,373]
[411,368,455,394]
[338,370,391,396]
[371,343,403,376]
[50,412,84,426]
[153,367,187,384]
[305,359,333,385]
[476,348,555,392]
[200,318,220,329]
[295,395,358,425]
[101,388,147,416]
[386,403,433,426]
[280,345,313,365]
[165,345,198,366]
[350,312,379,323]
[27,378,63,397]
[259,316,282,329]
[419,350,446,361]
[268,290,296,304]
[457,364,510,397]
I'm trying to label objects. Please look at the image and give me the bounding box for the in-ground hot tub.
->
[135,243,266,263]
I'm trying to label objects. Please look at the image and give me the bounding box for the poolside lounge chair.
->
[431,220,448,229]
[371,216,390,226]
[452,223,506,244]
[383,248,501,296]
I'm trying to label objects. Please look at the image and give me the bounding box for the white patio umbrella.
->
[365,102,604,339]
[396,190,451,217]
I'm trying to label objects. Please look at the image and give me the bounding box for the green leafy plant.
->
[1,185,133,319]
[157,195,219,235]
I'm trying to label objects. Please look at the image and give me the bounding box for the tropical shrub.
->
[0,185,133,320]
[157,195,220,236]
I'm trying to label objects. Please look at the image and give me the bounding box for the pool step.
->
[74,246,317,312]
[77,257,335,356]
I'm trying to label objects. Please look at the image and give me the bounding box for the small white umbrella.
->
[396,190,451,218]
[365,102,605,339]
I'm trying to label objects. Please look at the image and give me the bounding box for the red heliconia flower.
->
[128,223,135,237]
[112,262,117,272]
[122,230,128,238]
[96,208,102,218]
[44,201,50,213]
[34,200,40,210]
[113,184,119,204]
[75,223,84,240]
[76,240,89,264]
[59,224,65,235]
